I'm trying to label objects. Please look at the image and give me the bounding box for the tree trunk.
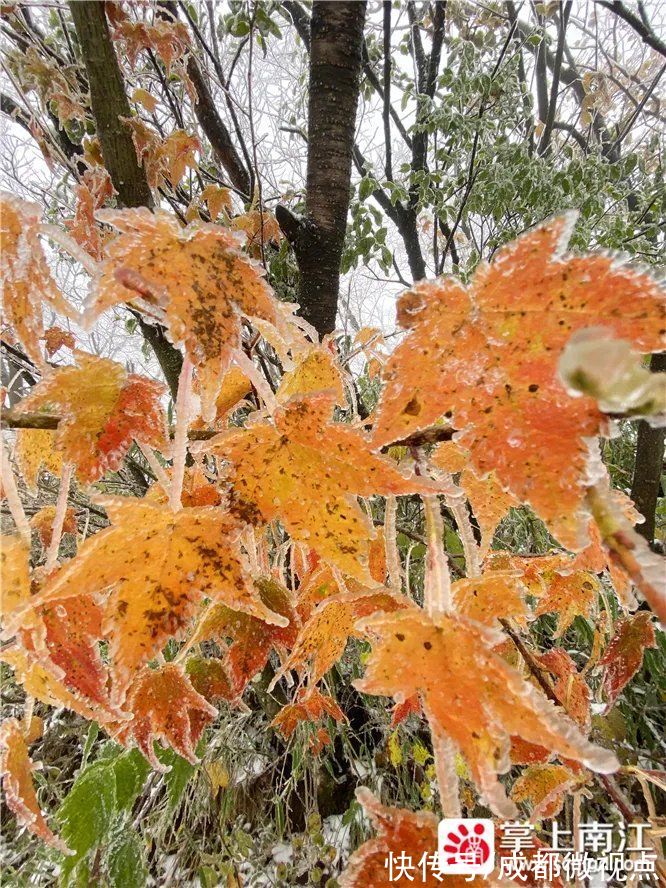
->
[278,1,367,337]
[630,352,666,543]
[69,0,182,398]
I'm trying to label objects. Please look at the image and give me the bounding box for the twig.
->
[44,462,73,571]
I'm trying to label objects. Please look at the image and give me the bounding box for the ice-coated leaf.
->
[433,441,518,558]
[451,571,529,627]
[103,819,147,888]
[276,342,347,406]
[14,353,169,482]
[271,589,408,689]
[0,535,31,620]
[373,215,665,549]
[0,718,68,852]
[341,788,456,888]
[201,392,434,581]
[355,607,618,817]
[117,663,216,771]
[27,498,286,700]
[600,611,657,709]
[534,569,601,636]
[56,760,117,878]
[0,192,72,364]
[271,687,346,740]
[30,505,77,547]
[536,648,591,729]
[0,644,118,724]
[14,429,65,496]
[42,325,76,357]
[87,209,281,419]
[187,578,299,694]
[511,763,585,820]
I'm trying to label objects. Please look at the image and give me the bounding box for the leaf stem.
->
[170,356,193,512]
[44,461,74,571]
[0,442,31,545]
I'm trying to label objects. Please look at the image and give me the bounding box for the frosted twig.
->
[44,461,73,571]
[137,442,171,495]
[384,495,402,590]
[169,356,193,511]
[0,442,31,545]
[39,223,99,277]
[426,706,462,818]
[22,696,35,737]
[422,495,451,616]
[233,350,278,414]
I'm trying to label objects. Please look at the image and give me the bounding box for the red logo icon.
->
[438,818,495,875]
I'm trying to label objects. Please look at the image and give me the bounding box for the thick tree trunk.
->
[68,0,182,398]
[278,1,367,337]
[630,352,666,543]
[69,1,153,209]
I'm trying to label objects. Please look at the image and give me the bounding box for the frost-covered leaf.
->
[56,760,117,879]
[232,209,282,258]
[187,578,299,694]
[276,342,346,405]
[42,325,76,357]
[202,393,433,580]
[65,168,114,261]
[272,589,408,689]
[451,571,528,627]
[0,536,31,620]
[373,215,665,549]
[117,663,216,771]
[511,763,584,819]
[87,209,280,420]
[0,193,73,365]
[0,718,68,852]
[341,788,455,888]
[536,648,591,729]
[271,687,346,740]
[0,645,117,723]
[15,353,169,482]
[28,498,286,700]
[433,442,518,558]
[600,612,657,709]
[14,429,64,493]
[356,607,618,816]
[30,505,77,547]
[534,570,601,636]
[103,819,147,888]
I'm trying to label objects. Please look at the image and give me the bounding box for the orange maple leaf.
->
[511,762,586,820]
[341,788,465,888]
[41,326,76,357]
[533,569,601,637]
[202,393,433,581]
[86,209,280,419]
[600,611,657,709]
[186,578,299,694]
[24,498,287,702]
[0,192,72,364]
[64,168,114,260]
[231,210,282,258]
[372,215,665,549]
[271,589,408,689]
[14,429,64,493]
[30,505,77,547]
[451,571,529,627]
[14,352,169,482]
[355,606,618,816]
[0,718,69,852]
[271,687,346,740]
[276,342,347,406]
[118,663,216,770]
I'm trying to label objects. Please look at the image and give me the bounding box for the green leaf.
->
[56,763,117,882]
[155,747,196,808]
[104,820,147,888]
[113,750,150,811]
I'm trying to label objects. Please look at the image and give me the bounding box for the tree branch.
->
[597,1,666,59]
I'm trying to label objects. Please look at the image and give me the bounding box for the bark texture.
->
[630,352,666,543]
[279,1,367,337]
[69,1,153,209]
